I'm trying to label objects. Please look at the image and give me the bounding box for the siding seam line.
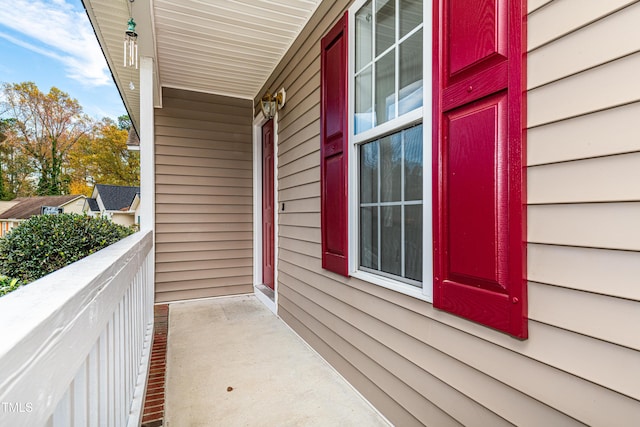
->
[527,0,640,53]
[527,50,640,91]
[527,100,640,130]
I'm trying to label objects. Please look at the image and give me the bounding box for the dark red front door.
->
[262,120,275,289]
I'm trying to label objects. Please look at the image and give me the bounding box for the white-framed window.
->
[348,0,432,301]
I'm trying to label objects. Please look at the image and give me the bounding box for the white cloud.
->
[0,30,65,62]
[0,0,111,87]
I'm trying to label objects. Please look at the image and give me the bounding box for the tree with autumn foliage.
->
[0,118,35,199]
[0,82,138,199]
[68,116,139,196]
[1,82,91,195]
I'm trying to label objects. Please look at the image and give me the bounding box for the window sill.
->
[350,270,432,303]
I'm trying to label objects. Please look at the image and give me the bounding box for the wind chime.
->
[124,0,138,91]
[124,16,138,69]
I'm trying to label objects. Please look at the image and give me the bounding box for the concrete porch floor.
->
[165,295,391,426]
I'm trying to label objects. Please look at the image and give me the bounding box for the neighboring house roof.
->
[129,192,141,211]
[126,128,140,150]
[86,198,100,212]
[0,195,85,220]
[0,200,22,215]
[93,184,140,211]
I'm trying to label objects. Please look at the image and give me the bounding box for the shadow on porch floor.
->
[162,295,390,426]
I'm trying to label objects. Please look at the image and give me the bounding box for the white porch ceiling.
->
[154,0,322,99]
[82,0,322,129]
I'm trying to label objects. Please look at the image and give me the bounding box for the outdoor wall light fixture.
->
[124,0,138,69]
[260,88,286,119]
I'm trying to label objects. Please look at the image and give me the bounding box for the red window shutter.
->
[320,13,349,277]
[433,0,527,338]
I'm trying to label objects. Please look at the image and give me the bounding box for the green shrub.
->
[0,214,134,284]
[0,275,22,297]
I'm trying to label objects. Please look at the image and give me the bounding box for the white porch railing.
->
[0,230,154,427]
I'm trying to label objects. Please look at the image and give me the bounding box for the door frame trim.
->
[253,113,278,314]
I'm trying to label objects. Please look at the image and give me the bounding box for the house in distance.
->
[83,184,140,228]
[0,195,86,237]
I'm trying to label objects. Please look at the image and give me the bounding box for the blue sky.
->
[0,0,126,121]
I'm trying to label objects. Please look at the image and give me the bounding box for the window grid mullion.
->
[394,0,400,122]
[361,200,421,207]
[357,21,423,79]
[371,0,377,123]
[376,140,381,271]
[399,22,423,44]
[396,0,405,279]
[369,23,423,69]
[401,129,406,278]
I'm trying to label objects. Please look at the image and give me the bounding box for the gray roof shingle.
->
[86,198,100,212]
[95,184,140,211]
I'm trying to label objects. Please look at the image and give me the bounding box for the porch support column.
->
[140,56,155,302]
[140,56,155,233]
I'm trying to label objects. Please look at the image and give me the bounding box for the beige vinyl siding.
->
[155,88,253,302]
[528,203,640,251]
[527,0,638,50]
[528,153,640,203]
[528,244,640,300]
[254,0,640,425]
[528,52,640,128]
[527,103,640,166]
[527,0,553,14]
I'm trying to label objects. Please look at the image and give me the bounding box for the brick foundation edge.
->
[141,304,169,427]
